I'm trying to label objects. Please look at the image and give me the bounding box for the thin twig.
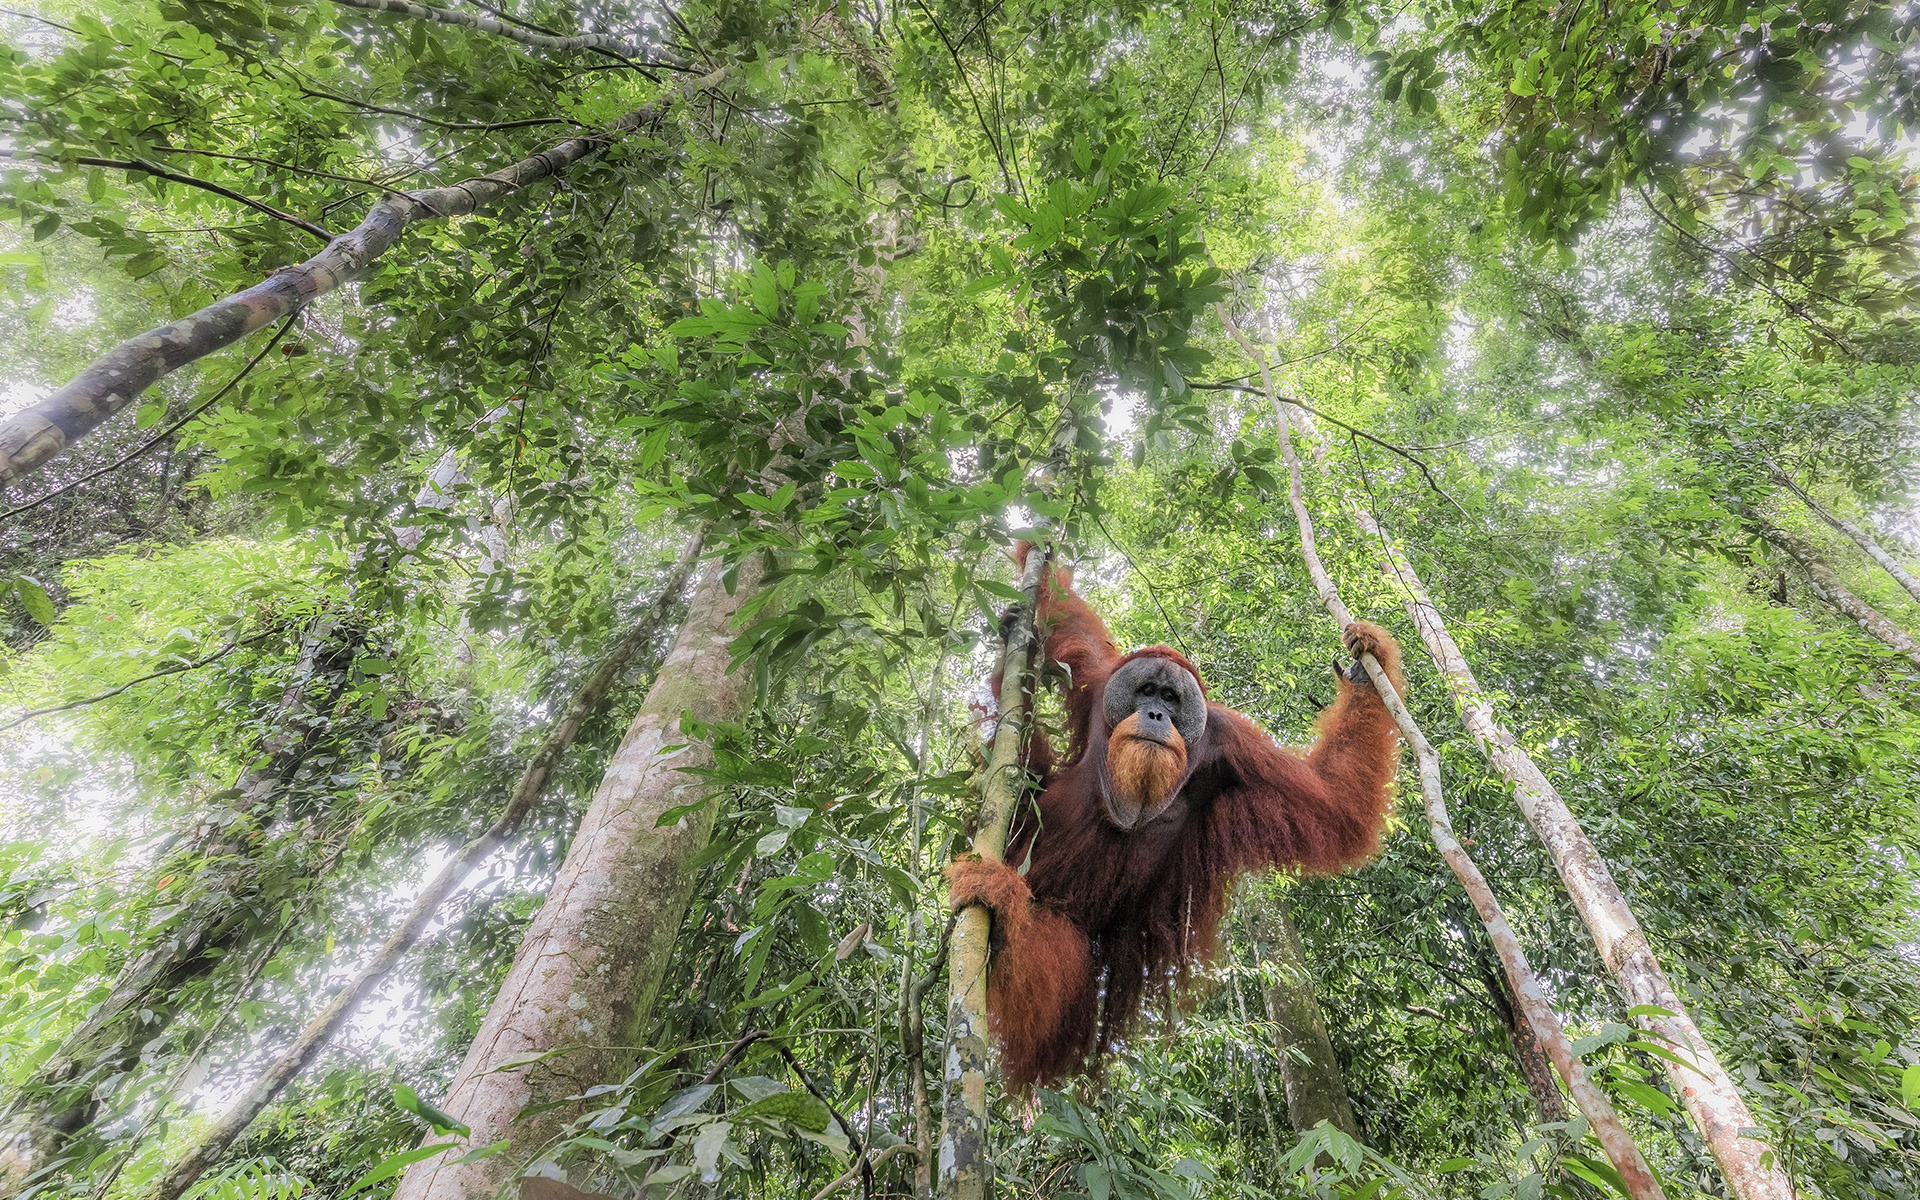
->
[699,1028,769,1085]
[143,145,417,200]
[293,82,585,131]
[775,1044,865,1156]
[0,151,332,240]
[807,1143,918,1200]
[0,628,281,732]
[1189,380,1467,516]
[907,0,1015,197]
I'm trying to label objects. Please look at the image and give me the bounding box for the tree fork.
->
[0,66,728,490]
[1220,307,1668,1200]
[142,528,708,1200]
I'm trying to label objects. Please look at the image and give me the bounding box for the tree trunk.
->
[1465,926,1568,1123]
[143,530,707,1200]
[1754,520,1920,669]
[392,554,764,1200]
[1767,465,1920,607]
[1241,892,1360,1139]
[936,547,1050,1200]
[1218,307,1668,1200]
[0,617,360,1191]
[1351,505,1797,1200]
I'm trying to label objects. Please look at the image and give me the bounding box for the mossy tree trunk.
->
[392,556,765,1200]
[1242,892,1360,1140]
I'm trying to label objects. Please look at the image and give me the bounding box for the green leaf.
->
[342,1144,457,1199]
[733,1090,830,1131]
[1615,1079,1676,1117]
[749,262,779,318]
[1901,1063,1920,1110]
[735,483,796,513]
[395,1083,471,1136]
[691,1120,732,1181]
[1561,1155,1629,1198]
[14,576,54,625]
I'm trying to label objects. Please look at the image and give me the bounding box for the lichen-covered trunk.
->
[1354,507,1797,1200]
[1243,894,1359,1139]
[937,548,1050,1200]
[1756,520,1920,669]
[392,556,763,1200]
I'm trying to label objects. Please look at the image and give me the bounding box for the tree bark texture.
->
[1351,505,1796,1200]
[1754,520,1920,669]
[145,530,707,1200]
[1217,307,1668,1200]
[1241,892,1360,1139]
[1767,466,1920,608]
[1467,935,1569,1124]
[392,553,763,1200]
[0,67,727,489]
[936,547,1050,1200]
[0,617,361,1192]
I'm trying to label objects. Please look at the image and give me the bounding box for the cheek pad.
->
[1169,674,1207,746]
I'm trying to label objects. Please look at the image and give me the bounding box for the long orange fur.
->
[948,546,1406,1086]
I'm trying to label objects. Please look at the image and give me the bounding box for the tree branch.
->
[0,65,729,489]
[292,82,586,131]
[0,628,281,733]
[1188,380,1467,516]
[0,316,297,525]
[330,0,652,59]
[0,151,332,241]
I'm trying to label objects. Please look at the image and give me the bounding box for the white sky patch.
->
[0,380,47,420]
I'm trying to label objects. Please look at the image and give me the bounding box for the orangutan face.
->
[1099,655,1207,829]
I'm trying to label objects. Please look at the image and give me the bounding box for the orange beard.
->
[1105,715,1188,826]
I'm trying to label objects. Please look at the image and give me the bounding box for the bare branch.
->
[0,65,728,489]
[0,628,280,733]
[0,151,333,240]
[293,82,586,131]
[1189,379,1467,516]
